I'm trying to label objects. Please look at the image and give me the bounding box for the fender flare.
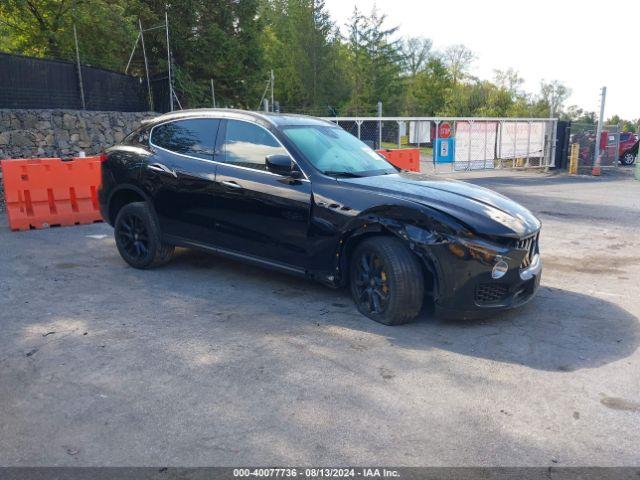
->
[106,183,158,225]
[335,214,445,300]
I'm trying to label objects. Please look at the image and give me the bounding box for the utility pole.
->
[139,18,153,111]
[377,100,382,149]
[210,79,216,108]
[73,23,86,110]
[165,11,173,112]
[595,86,607,163]
[270,69,274,113]
[125,32,140,75]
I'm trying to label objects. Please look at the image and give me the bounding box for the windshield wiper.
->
[323,170,363,178]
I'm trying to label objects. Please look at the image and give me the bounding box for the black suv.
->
[98,109,541,325]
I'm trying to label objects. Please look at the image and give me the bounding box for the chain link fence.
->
[569,123,621,170]
[320,117,557,173]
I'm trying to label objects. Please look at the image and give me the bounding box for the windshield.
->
[282,125,397,177]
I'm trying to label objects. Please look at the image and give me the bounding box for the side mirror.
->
[290,167,303,179]
[266,154,294,176]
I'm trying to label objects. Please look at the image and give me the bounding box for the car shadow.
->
[167,248,640,373]
[392,285,640,372]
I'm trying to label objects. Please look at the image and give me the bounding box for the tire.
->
[349,236,424,325]
[620,151,636,166]
[114,202,174,269]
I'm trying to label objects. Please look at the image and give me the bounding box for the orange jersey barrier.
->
[1,156,104,231]
[376,148,420,172]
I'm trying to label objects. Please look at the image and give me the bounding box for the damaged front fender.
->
[331,207,461,293]
[331,207,519,304]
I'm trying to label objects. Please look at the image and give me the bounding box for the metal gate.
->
[320,117,558,173]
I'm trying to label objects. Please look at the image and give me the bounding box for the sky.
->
[324,0,640,120]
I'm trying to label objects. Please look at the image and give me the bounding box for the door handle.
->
[148,163,177,178]
[221,180,243,190]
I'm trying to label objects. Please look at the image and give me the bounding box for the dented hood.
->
[339,172,541,238]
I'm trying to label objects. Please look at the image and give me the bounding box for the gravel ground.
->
[0,168,639,466]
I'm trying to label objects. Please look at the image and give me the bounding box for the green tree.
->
[0,0,603,120]
[133,0,265,108]
[606,116,638,132]
[493,68,524,95]
[0,0,139,70]
[443,44,475,85]
[539,79,571,117]
[260,0,347,113]
[402,56,451,116]
[442,81,510,117]
[344,6,404,115]
[402,36,432,77]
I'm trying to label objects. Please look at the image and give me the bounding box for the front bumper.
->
[414,236,542,320]
[435,268,541,320]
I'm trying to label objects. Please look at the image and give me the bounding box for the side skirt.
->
[163,234,308,278]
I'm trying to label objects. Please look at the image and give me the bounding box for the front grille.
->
[475,283,509,304]
[515,233,539,268]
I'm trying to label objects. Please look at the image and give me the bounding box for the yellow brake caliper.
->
[381,270,389,294]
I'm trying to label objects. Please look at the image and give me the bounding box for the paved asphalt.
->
[1,168,639,466]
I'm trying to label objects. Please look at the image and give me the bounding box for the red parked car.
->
[618,132,638,165]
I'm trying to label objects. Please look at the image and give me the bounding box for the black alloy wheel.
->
[353,251,390,315]
[116,213,150,260]
[349,237,424,325]
[114,202,174,269]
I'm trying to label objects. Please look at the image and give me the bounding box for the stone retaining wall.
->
[0,109,157,159]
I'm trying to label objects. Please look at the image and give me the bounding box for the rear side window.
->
[123,126,149,146]
[221,120,287,171]
[620,133,630,141]
[151,118,219,160]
